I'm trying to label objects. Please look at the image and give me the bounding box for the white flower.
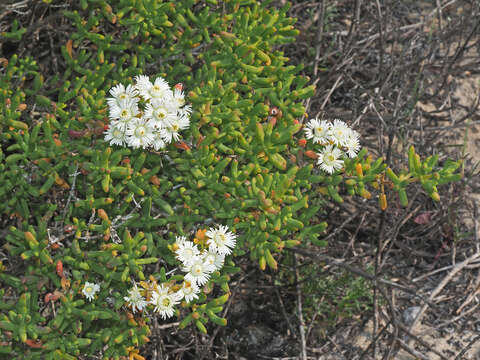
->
[135,75,171,101]
[344,128,360,158]
[104,121,127,147]
[178,104,192,118]
[124,283,147,313]
[144,99,175,128]
[105,76,191,150]
[150,77,172,101]
[205,225,237,255]
[304,118,332,145]
[330,119,350,147]
[151,132,167,151]
[161,114,190,144]
[108,99,139,130]
[202,250,225,270]
[150,284,181,319]
[126,118,155,149]
[183,257,215,286]
[174,235,187,247]
[107,83,138,108]
[177,280,200,303]
[169,88,186,109]
[134,75,152,99]
[175,241,200,266]
[82,282,100,302]
[317,145,344,174]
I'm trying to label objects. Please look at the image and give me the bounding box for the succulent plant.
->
[0,0,461,358]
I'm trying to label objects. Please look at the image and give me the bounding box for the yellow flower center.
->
[162,298,170,307]
[120,109,129,117]
[156,109,166,119]
[214,233,225,244]
[193,264,202,275]
[135,126,146,137]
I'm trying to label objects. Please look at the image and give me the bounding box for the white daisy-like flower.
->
[344,128,360,158]
[175,235,187,247]
[135,75,171,101]
[82,282,100,302]
[202,250,225,270]
[177,280,200,303]
[175,241,200,266]
[134,75,152,98]
[330,119,350,147]
[150,284,181,319]
[183,257,215,286]
[161,114,190,144]
[126,118,155,149]
[178,104,192,118]
[151,132,167,151]
[107,83,138,108]
[104,121,127,147]
[108,99,140,130]
[317,145,344,174]
[124,283,147,313]
[168,88,186,109]
[149,77,172,101]
[205,225,237,255]
[304,118,332,145]
[144,99,175,128]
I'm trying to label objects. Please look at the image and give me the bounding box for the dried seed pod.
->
[56,260,64,278]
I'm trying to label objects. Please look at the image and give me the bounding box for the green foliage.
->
[302,266,373,331]
[385,145,462,205]
[0,0,462,358]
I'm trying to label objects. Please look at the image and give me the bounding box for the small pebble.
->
[402,306,421,325]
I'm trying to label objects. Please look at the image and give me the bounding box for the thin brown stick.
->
[456,270,480,314]
[342,212,366,258]
[422,303,479,333]
[274,286,296,337]
[454,334,480,359]
[396,339,431,360]
[313,0,325,78]
[294,254,307,360]
[412,260,480,282]
[391,315,449,360]
[407,252,480,345]
[320,74,343,110]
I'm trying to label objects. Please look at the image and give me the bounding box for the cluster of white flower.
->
[104,75,191,150]
[123,225,236,319]
[304,118,360,174]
